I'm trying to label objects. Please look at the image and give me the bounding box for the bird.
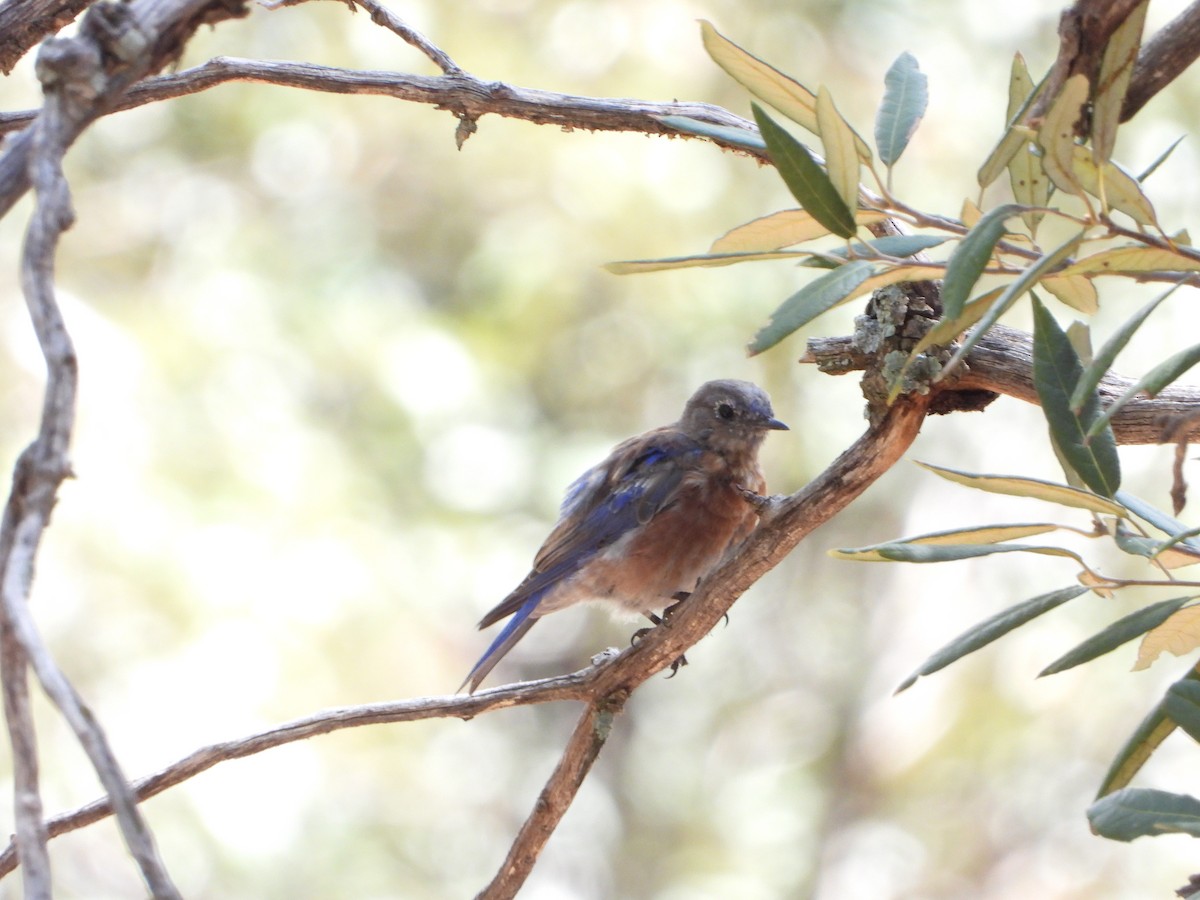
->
[461,379,787,693]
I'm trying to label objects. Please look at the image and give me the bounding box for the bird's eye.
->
[716,402,735,420]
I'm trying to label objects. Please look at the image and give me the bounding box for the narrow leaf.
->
[940,203,1024,320]
[747,260,874,354]
[1058,245,1200,277]
[816,85,863,217]
[1138,607,1200,670]
[1039,595,1195,676]
[1032,297,1121,496]
[1070,145,1157,226]
[655,115,766,152]
[1042,274,1098,314]
[1093,0,1149,163]
[1070,283,1182,412]
[801,234,949,265]
[1089,789,1200,841]
[903,523,1061,545]
[978,53,1049,190]
[753,104,857,239]
[1088,343,1200,439]
[1038,74,1090,195]
[831,542,1082,565]
[916,461,1126,515]
[895,586,1086,692]
[1117,491,1200,553]
[1164,680,1200,744]
[875,51,928,169]
[605,250,810,274]
[943,232,1085,376]
[1138,135,1185,182]
[1006,54,1049,235]
[700,21,817,133]
[711,209,886,253]
[1097,666,1200,796]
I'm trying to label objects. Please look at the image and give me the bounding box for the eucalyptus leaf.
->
[916,461,1125,514]
[1032,297,1121,496]
[753,104,857,239]
[895,586,1086,693]
[940,203,1023,320]
[1087,342,1200,439]
[655,115,766,152]
[747,260,874,354]
[1165,680,1200,744]
[1089,788,1200,841]
[875,52,928,174]
[1039,595,1195,676]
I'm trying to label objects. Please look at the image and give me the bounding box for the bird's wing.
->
[476,428,698,629]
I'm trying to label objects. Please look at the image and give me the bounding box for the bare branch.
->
[0,394,931,882]
[479,695,627,899]
[352,0,462,75]
[0,0,95,75]
[1123,0,1200,121]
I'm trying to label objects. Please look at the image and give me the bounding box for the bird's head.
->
[680,379,788,453]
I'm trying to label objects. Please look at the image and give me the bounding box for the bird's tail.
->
[459,603,539,694]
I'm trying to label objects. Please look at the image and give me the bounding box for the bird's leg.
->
[739,486,785,523]
[629,591,695,676]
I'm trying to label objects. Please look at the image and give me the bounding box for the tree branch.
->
[804,323,1200,446]
[1123,0,1200,121]
[0,0,95,75]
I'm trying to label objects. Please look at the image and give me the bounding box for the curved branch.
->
[0,394,933,885]
[805,323,1200,446]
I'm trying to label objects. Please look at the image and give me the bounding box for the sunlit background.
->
[1,0,1200,897]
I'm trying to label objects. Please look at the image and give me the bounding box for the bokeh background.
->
[2,0,1200,897]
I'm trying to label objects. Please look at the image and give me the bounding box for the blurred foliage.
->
[2,1,1200,898]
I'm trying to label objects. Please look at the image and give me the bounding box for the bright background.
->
[1,1,1200,897]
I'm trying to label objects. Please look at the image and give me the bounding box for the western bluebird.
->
[462,379,787,693]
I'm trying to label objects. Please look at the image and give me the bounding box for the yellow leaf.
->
[710,209,885,253]
[1093,0,1148,163]
[1057,245,1200,277]
[1037,74,1090,195]
[1042,274,1099,314]
[1069,145,1157,226]
[915,461,1127,515]
[1078,569,1116,599]
[816,85,863,217]
[699,21,871,159]
[1005,54,1048,236]
[851,264,942,299]
[909,524,1059,545]
[606,250,810,274]
[1134,606,1200,670]
[961,198,983,229]
[1157,545,1200,570]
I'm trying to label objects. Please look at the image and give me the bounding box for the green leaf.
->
[1038,74,1090,195]
[816,85,863,217]
[978,53,1049,190]
[1097,669,1200,796]
[1117,491,1200,554]
[747,260,874,354]
[916,461,1126,514]
[1089,788,1200,841]
[1165,680,1200,744]
[605,250,810,274]
[1092,0,1149,164]
[1032,296,1121,496]
[1039,595,1196,676]
[799,234,948,266]
[1070,283,1183,412]
[1138,135,1185,182]
[943,232,1085,376]
[895,586,1086,693]
[831,542,1083,565]
[752,104,857,239]
[1087,342,1200,439]
[940,203,1023,320]
[875,52,928,172]
[655,115,767,152]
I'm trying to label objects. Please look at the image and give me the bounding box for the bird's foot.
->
[629,599,691,675]
[740,488,786,522]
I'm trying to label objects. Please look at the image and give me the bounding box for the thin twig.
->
[478,695,627,899]
[353,0,462,75]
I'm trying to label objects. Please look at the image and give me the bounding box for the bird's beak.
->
[764,416,788,431]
